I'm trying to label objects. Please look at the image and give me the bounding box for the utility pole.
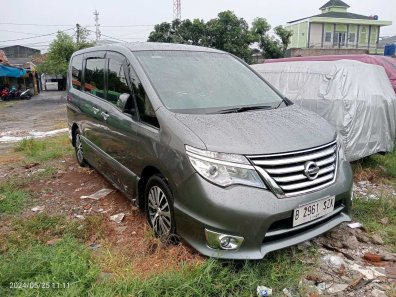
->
[76,23,81,44]
[93,10,101,41]
[173,0,181,20]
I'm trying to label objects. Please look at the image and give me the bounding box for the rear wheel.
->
[145,175,176,239]
[74,129,87,167]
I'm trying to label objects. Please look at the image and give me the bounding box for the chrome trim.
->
[265,205,344,237]
[265,155,336,175]
[273,165,335,183]
[280,173,334,191]
[251,145,336,166]
[186,151,254,170]
[247,140,339,198]
[254,166,284,196]
[247,140,337,158]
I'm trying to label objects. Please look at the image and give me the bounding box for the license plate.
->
[293,196,335,227]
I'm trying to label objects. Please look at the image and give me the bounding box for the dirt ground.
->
[0,91,67,153]
[10,156,203,277]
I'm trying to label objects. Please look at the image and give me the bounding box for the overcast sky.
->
[0,0,395,53]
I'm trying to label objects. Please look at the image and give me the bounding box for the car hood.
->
[173,105,336,155]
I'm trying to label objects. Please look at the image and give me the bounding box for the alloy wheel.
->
[76,134,84,164]
[147,186,172,236]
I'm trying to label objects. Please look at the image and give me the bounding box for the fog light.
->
[205,229,244,250]
[220,236,231,248]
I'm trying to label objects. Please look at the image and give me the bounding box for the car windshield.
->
[134,51,283,114]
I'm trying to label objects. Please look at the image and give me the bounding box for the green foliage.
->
[353,196,396,251]
[353,149,396,181]
[148,12,293,62]
[251,18,292,59]
[37,29,93,75]
[0,237,99,297]
[0,181,29,214]
[14,134,73,163]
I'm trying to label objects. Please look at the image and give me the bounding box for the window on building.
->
[107,57,130,105]
[349,33,356,43]
[84,58,105,99]
[325,32,332,42]
[129,66,159,128]
[71,55,83,90]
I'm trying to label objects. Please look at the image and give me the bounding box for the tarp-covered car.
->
[252,60,396,161]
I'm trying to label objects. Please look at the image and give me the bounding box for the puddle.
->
[0,128,68,143]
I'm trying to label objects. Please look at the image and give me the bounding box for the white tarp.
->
[252,60,396,161]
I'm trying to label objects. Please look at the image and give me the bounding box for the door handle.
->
[92,107,100,114]
[101,111,110,121]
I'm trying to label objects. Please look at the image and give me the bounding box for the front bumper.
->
[173,159,352,259]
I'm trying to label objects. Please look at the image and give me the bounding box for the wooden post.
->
[32,72,38,95]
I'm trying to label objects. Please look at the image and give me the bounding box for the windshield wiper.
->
[217,105,273,114]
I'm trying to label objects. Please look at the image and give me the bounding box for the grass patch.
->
[0,237,99,297]
[14,134,73,163]
[353,149,396,182]
[91,251,309,297]
[353,195,396,252]
[0,180,30,215]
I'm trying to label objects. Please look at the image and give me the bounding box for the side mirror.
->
[117,93,130,110]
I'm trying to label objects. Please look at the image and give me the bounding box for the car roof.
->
[74,42,225,55]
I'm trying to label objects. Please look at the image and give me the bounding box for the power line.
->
[100,25,154,27]
[0,22,154,28]
[0,29,48,35]
[0,22,74,27]
[0,28,74,43]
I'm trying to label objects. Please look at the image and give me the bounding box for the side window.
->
[325,32,332,42]
[71,55,83,90]
[129,66,160,128]
[84,58,105,99]
[107,57,130,105]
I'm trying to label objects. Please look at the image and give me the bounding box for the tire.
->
[145,175,176,239]
[74,129,87,167]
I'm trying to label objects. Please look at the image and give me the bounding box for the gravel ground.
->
[0,91,66,153]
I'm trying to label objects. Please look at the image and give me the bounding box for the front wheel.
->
[74,129,87,167]
[145,175,176,239]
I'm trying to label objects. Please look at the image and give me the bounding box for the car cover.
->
[252,60,396,161]
[265,54,396,93]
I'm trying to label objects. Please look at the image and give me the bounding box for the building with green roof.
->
[286,0,392,54]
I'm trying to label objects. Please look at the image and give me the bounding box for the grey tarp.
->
[252,60,396,161]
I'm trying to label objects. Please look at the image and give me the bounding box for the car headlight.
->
[185,145,266,188]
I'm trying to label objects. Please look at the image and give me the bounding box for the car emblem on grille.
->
[304,161,320,180]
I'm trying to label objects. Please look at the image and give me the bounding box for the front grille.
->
[247,140,338,197]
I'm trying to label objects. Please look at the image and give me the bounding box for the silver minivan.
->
[67,42,353,259]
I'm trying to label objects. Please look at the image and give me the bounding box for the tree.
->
[205,11,255,63]
[274,25,293,52]
[148,12,292,62]
[148,11,254,63]
[251,18,293,59]
[37,29,93,75]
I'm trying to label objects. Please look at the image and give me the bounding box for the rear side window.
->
[107,58,130,105]
[84,58,105,99]
[71,55,83,90]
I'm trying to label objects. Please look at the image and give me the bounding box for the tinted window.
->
[107,58,130,104]
[129,66,159,128]
[84,58,105,99]
[71,55,83,90]
[134,51,282,113]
